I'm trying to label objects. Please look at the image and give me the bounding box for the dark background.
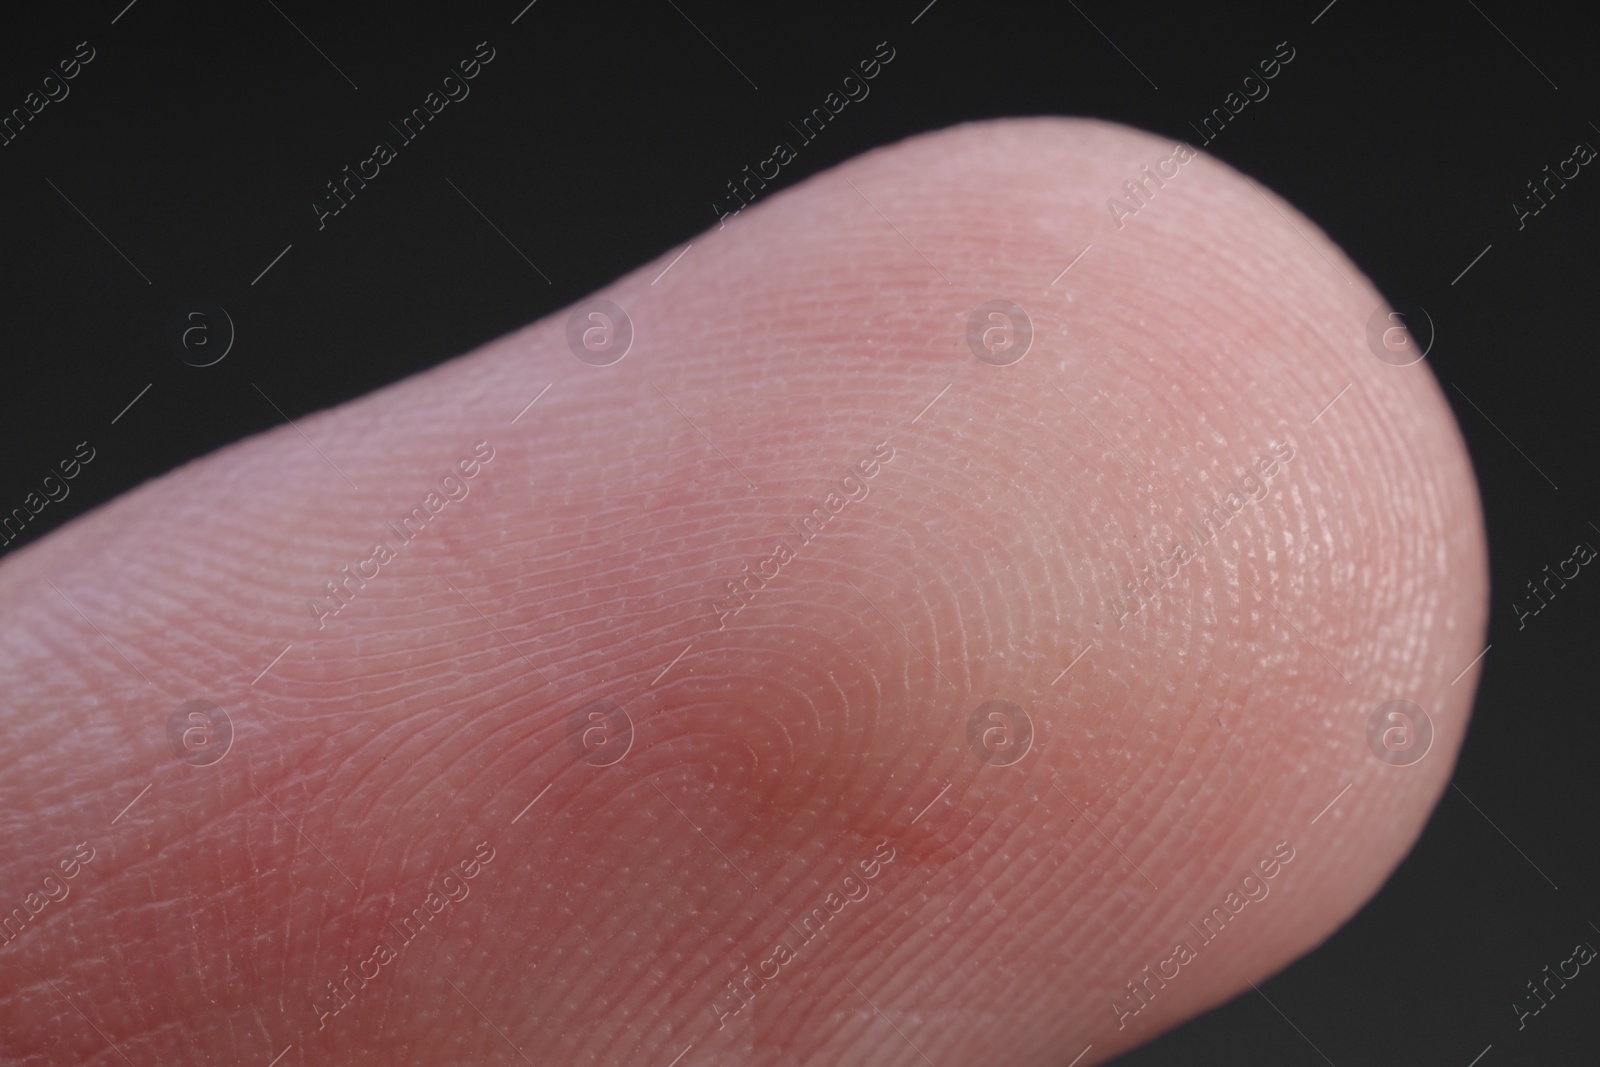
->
[1,1,1595,1064]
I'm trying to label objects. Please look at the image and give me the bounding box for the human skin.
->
[0,118,1486,1066]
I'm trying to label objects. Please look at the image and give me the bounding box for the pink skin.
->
[0,118,1486,1066]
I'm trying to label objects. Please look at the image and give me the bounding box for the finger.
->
[0,117,1486,1067]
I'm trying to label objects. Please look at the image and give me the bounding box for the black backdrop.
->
[1,1,1596,1064]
